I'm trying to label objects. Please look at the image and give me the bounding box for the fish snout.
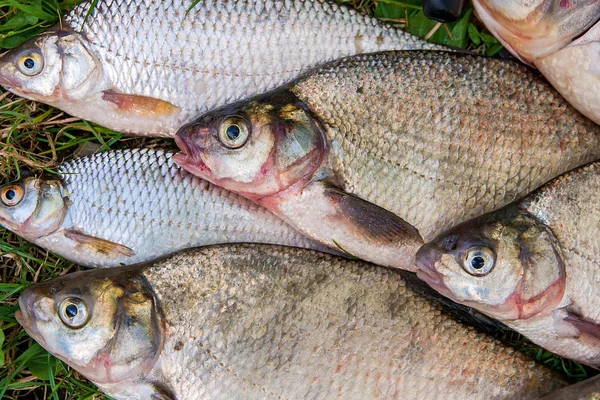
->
[174,127,213,175]
[16,286,48,338]
[415,243,444,285]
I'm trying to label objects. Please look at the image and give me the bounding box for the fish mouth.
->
[174,134,212,175]
[414,245,446,289]
[415,258,443,287]
[16,289,45,346]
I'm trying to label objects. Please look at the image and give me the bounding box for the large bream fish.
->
[416,162,600,367]
[175,51,600,272]
[0,0,440,137]
[16,245,565,400]
[0,148,323,267]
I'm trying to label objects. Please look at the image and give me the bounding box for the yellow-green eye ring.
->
[1,184,24,207]
[59,297,90,328]
[218,116,250,149]
[462,246,495,276]
[16,50,44,76]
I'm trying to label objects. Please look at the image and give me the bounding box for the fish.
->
[0,148,326,267]
[471,0,600,125]
[175,50,600,272]
[16,244,566,400]
[0,0,442,137]
[416,161,600,367]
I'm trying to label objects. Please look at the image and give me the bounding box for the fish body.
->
[175,51,600,271]
[416,162,600,366]
[16,245,565,400]
[0,148,323,267]
[0,0,440,137]
[542,374,600,400]
[472,0,600,125]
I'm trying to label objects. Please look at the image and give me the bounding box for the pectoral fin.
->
[150,382,177,400]
[324,186,422,246]
[102,90,179,117]
[564,310,600,344]
[64,229,134,258]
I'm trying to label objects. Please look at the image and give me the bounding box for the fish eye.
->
[1,184,24,207]
[59,297,89,328]
[16,50,44,76]
[462,247,495,276]
[218,116,250,149]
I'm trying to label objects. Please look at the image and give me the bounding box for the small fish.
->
[472,0,600,125]
[416,162,600,367]
[175,51,600,272]
[0,148,324,267]
[0,0,440,137]
[16,245,565,400]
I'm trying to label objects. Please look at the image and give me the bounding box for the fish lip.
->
[415,258,442,287]
[174,132,212,174]
[414,246,444,287]
[16,289,45,345]
[0,53,17,89]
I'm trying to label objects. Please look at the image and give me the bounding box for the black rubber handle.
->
[423,0,465,23]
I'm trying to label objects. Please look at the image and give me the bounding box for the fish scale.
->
[0,149,325,268]
[287,51,600,240]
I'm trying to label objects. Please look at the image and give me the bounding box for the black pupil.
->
[226,125,241,141]
[5,189,16,201]
[65,304,78,318]
[471,256,486,270]
[23,58,35,69]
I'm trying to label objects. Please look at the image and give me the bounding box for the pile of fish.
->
[3,0,600,398]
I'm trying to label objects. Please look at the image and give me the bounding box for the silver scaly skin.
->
[0,148,324,267]
[417,161,600,367]
[471,0,600,126]
[16,245,565,400]
[176,51,600,272]
[0,0,442,137]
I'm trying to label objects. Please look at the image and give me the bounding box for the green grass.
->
[0,0,592,398]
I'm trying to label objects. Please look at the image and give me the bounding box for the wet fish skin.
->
[542,374,600,400]
[472,0,600,125]
[16,245,565,400]
[416,162,600,367]
[0,0,441,137]
[472,0,600,63]
[175,50,600,272]
[0,148,324,267]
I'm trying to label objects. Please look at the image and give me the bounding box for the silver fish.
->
[175,51,600,272]
[416,162,600,367]
[16,245,565,400]
[0,148,324,267]
[0,0,441,137]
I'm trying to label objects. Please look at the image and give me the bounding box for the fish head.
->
[16,266,162,385]
[175,93,326,200]
[0,27,103,104]
[415,209,566,322]
[473,0,600,63]
[0,177,66,240]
